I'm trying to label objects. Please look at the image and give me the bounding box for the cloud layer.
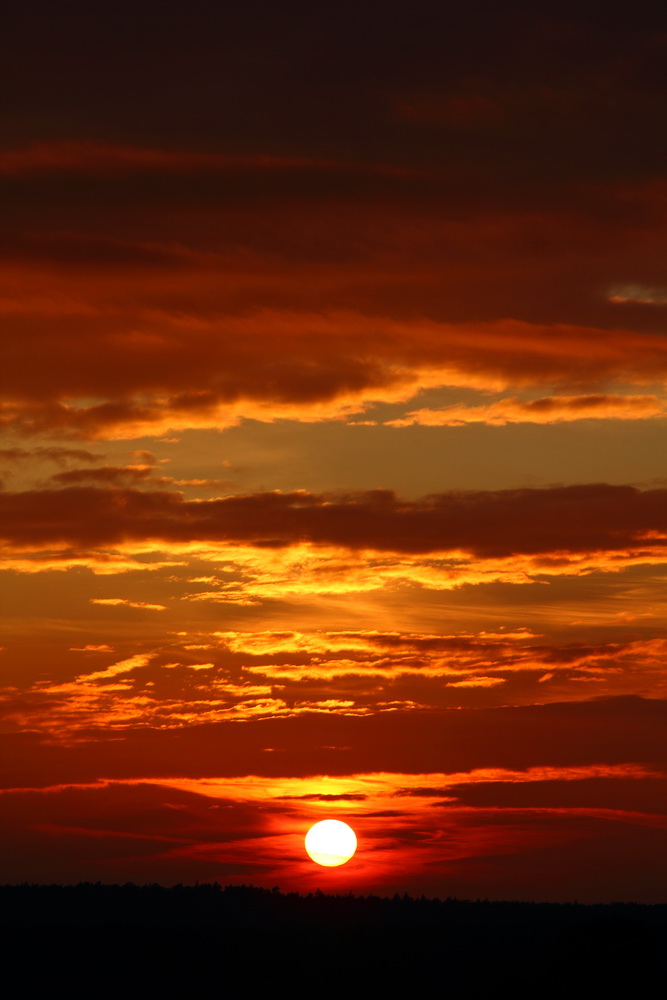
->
[0,135,665,438]
[2,483,665,557]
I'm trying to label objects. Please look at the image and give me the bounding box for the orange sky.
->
[1,0,666,902]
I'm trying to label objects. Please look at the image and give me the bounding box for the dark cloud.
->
[1,299,665,439]
[393,786,450,798]
[0,447,104,466]
[447,776,667,813]
[1,697,664,788]
[0,7,664,448]
[1,483,665,557]
[49,465,155,486]
[3,2,666,182]
[0,130,666,444]
[0,781,272,885]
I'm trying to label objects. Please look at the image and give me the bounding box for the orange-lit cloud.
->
[1,135,666,442]
[69,644,115,652]
[2,314,667,439]
[90,598,168,611]
[0,552,182,574]
[2,629,666,737]
[389,394,667,427]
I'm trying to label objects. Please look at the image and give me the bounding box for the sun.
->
[305,819,358,867]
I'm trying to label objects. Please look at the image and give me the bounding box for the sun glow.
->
[305,819,358,867]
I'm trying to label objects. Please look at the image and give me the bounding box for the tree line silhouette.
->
[0,883,663,993]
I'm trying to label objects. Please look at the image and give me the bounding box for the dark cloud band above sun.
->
[2,697,665,788]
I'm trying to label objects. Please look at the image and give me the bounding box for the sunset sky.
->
[1,0,666,902]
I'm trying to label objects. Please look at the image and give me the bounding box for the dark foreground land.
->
[1,883,664,996]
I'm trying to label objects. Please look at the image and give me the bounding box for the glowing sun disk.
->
[305,819,357,867]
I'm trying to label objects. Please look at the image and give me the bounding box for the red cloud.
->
[0,141,421,179]
[2,312,667,438]
[1,139,666,439]
[1,484,665,557]
[1,697,665,789]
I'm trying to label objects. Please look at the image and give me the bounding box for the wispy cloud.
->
[90,598,168,610]
[389,394,667,427]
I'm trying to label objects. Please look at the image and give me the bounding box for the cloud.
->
[2,143,667,441]
[446,775,667,813]
[3,628,665,735]
[0,141,421,181]
[447,677,506,688]
[50,465,156,485]
[69,645,115,652]
[276,792,368,801]
[609,284,667,306]
[1,484,665,560]
[90,598,168,611]
[2,137,667,441]
[0,697,665,788]
[74,653,152,683]
[0,446,104,465]
[389,394,667,427]
[2,313,667,439]
[0,552,182,574]
[396,93,503,127]
[45,463,235,492]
